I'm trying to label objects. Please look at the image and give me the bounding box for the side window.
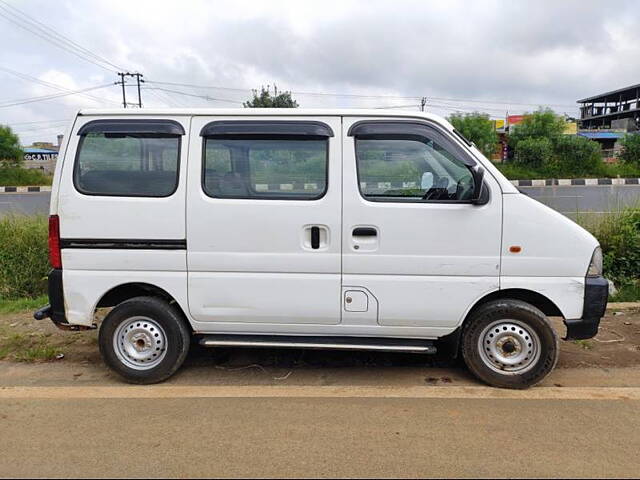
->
[75,133,180,197]
[203,138,328,199]
[355,137,475,202]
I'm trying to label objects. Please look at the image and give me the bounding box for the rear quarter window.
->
[74,133,180,197]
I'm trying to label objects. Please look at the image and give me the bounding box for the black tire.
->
[461,299,559,389]
[99,296,191,384]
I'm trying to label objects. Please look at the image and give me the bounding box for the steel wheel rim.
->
[478,319,541,375]
[113,316,167,370]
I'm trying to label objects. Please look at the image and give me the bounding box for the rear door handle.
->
[353,227,377,237]
[311,226,320,249]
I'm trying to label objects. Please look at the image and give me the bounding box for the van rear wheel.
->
[461,299,558,389]
[99,296,190,384]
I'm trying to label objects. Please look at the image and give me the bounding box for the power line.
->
[0,0,125,72]
[145,79,577,109]
[143,86,243,104]
[0,65,120,106]
[0,83,113,108]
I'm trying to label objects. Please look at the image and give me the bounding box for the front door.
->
[187,116,342,325]
[341,117,502,330]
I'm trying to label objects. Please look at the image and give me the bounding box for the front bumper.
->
[564,276,609,340]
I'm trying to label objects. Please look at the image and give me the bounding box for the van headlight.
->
[587,247,603,277]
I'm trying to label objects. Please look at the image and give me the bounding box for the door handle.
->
[311,226,320,249]
[353,227,377,237]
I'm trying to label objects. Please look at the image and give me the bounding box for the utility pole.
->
[115,72,144,108]
[420,97,427,112]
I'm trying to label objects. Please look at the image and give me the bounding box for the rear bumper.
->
[33,269,94,330]
[564,276,609,340]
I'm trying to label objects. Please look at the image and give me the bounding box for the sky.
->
[1,0,639,145]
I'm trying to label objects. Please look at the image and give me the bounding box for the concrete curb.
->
[0,186,52,193]
[512,178,640,187]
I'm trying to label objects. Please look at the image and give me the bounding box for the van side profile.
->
[34,109,608,388]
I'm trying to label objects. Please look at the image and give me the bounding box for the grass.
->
[0,214,49,299]
[573,339,594,350]
[0,167,52,186]
[0,295,48,314]
[494,162,640,180]
[0,331,61,362]
[610,283,640,303]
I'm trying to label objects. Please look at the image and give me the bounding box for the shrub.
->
[514,137,553,168]
[0,167,53,186]
[619,134,640,166]
[581,207,640,283]
[0,215,49,299]
[552,135,601,177]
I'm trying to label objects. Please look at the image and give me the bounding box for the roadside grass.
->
[0,167,53,186]
[0,214,49,299]
[0,331,61,362]
[573,339,594,350]
[494,162,640,180]
[0,295,48,314]
[610,283,640,303]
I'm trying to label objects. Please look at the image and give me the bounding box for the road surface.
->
[1,363,639,478]
[1,185,639,217]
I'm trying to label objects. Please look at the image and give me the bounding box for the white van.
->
[34,109,608,388]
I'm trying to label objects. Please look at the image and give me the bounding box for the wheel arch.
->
[95,282,192,331]
[441,288,564,358]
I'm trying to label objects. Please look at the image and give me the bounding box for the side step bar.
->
[199,334,436,354]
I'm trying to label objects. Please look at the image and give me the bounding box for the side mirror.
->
[470,166,488,205]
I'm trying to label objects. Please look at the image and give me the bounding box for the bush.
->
[448,112,498,158]
[508,108,567,148]
[514,137,553,168]
[619,134,640,166]
[581,207,640,283]
[551,135,601,177]
[0,167,52,186]
[0,215,49,299]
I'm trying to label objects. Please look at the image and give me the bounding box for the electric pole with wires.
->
[420,97,427,112]
[115,72,144,108]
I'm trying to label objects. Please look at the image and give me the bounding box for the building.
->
[577,84,640,160]
[577,83,640,131]
[22,134,63,173]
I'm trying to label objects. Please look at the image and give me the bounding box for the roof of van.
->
[77,108,452,126]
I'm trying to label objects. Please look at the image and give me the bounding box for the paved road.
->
[0,192,50,215]
[520,184,640,218]
[1,186,639,218]
[1,380,639,478]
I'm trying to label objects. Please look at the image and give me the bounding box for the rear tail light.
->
[48,215,62,269]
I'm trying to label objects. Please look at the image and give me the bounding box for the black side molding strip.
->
[60,239,186,250]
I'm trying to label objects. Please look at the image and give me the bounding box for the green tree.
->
[619,133,640,166]
[508,108,567,148]
[0,125,23,168]
[243,85,299,108]
[552,135,601,176]
[514,137,553,168]
[448,112,498,157]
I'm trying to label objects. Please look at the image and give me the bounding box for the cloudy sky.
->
[1,0,639,145]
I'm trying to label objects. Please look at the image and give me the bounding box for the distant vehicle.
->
[34,108,608,388]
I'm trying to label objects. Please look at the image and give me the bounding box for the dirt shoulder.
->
[0,307,638,386]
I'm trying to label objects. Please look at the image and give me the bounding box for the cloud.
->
[1,0,638,144]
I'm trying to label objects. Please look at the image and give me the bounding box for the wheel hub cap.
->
[478,320,541,375]
[113,316,167,370]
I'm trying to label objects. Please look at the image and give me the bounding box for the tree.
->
[514,137,553,168]
[552,135,601,176]
[0,125,23,168]
[243,85,299,108]
[447,112,498,157]
[619,133,640,166]
[508,108,567,148]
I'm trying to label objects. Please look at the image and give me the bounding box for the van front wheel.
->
[99,296,191,384]
[461,299,559,389]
